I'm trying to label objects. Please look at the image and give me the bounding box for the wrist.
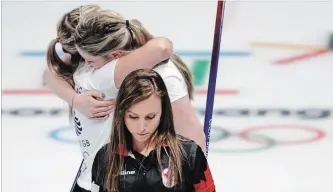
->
[71,93,78,108]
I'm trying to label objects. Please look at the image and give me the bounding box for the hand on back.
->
[72,90,115,120]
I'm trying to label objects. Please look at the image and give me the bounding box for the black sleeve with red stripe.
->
[189,145,216,192]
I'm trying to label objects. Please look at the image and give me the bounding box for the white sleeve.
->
[163,75,188,103]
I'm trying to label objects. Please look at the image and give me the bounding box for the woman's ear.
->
[107,50,125,60]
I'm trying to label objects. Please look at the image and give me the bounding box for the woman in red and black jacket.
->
[91,69,215,192]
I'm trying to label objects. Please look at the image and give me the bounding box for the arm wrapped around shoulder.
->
[153,37,173,60]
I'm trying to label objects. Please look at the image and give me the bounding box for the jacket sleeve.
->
[91,146,107,192]
[189,145,216,192]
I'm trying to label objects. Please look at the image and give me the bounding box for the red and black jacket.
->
[91,138,215,192]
